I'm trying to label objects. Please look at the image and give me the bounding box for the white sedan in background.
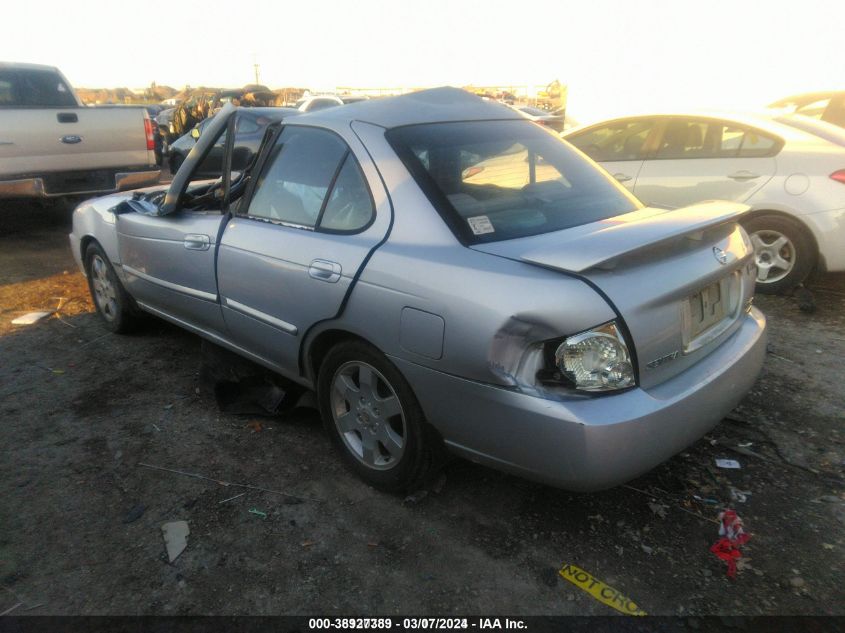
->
[294,95,344,113]
[564,113,845,293]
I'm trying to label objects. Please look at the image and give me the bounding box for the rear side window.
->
[387,120,640,244]
[737,129,777,157]
[567,119,656,161]
[0,69,77,107]
[656,119,781,159]
[246,126,374,232]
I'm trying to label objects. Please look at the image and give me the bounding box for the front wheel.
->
[84,243,139,333]
[317,341,439,492]
[742,214,816,295]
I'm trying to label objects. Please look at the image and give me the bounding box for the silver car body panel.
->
[70,90,767,490]
[393,307,765,491]
[471,201,748,273]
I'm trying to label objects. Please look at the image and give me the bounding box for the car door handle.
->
[728,170,760,181]
[612,172,632,183]
[183,234,210,250]
[308,259,342,283]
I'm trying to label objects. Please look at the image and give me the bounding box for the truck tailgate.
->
[0,107,153,175]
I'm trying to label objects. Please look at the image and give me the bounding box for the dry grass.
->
[0,272,93,336]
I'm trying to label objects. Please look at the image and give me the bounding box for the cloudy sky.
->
[3,0,842,121]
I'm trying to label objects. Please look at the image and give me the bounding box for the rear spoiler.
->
[472,201,750,273]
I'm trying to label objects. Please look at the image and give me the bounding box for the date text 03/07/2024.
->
[307,618,527,630]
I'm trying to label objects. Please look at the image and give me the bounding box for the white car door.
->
[565,117,658,192]
[633,117,778,208]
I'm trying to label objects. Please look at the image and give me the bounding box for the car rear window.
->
[387,120,640,244]
[0,69,77,107]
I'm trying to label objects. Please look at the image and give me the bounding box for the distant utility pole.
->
[253,54,261,85]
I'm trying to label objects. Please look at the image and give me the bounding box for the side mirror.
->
[191,127,201,140]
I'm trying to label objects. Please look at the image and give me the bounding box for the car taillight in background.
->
[144,118,155,151]
[830,169,845,184]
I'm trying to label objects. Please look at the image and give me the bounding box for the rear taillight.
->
[143,118,155,151]
[830,169,845,184]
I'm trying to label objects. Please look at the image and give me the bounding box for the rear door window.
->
[319,156,374,232]
[656,119,713,159]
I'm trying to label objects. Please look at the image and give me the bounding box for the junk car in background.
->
[565,112,845,294]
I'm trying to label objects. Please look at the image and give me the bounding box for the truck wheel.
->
[84,243,139,333]
[742,214,816,295]
[317,340,439,492]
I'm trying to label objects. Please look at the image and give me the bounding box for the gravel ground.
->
[1,198,843,616]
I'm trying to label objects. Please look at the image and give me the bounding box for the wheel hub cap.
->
[91,254,118,321]
[330,361,406,470]
[750,230,796,284]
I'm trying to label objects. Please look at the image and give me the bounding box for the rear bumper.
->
[0,168,160,199]
[392,307,767,492]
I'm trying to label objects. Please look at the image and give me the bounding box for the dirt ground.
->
[1,198,843,617]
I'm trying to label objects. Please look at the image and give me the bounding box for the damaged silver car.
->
[69,88,767,492]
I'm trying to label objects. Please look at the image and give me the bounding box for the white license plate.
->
[687,281,726,339]
[682,273,742,352]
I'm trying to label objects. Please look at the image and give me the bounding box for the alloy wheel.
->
[91,254,118,321]
[750,229,796,284]
[329,361,406,470]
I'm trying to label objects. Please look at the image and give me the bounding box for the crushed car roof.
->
[300,86,523,128]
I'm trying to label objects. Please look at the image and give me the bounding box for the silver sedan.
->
[69,89,767,492]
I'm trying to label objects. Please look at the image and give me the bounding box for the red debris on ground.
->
[710,509,751,579]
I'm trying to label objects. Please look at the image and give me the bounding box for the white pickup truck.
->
[0,62,160,199]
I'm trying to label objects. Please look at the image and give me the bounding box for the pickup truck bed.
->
[0,62,160,199]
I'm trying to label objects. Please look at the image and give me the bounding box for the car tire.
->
[84,242,139,334]
[317,340,440,492]
[742,214,816,295]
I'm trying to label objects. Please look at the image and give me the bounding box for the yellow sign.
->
[559,563,647,616]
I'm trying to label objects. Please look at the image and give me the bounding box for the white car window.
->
[568,119,656,161]
[656,119,780,159]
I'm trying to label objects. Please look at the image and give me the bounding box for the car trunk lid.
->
[471,201,757,389]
